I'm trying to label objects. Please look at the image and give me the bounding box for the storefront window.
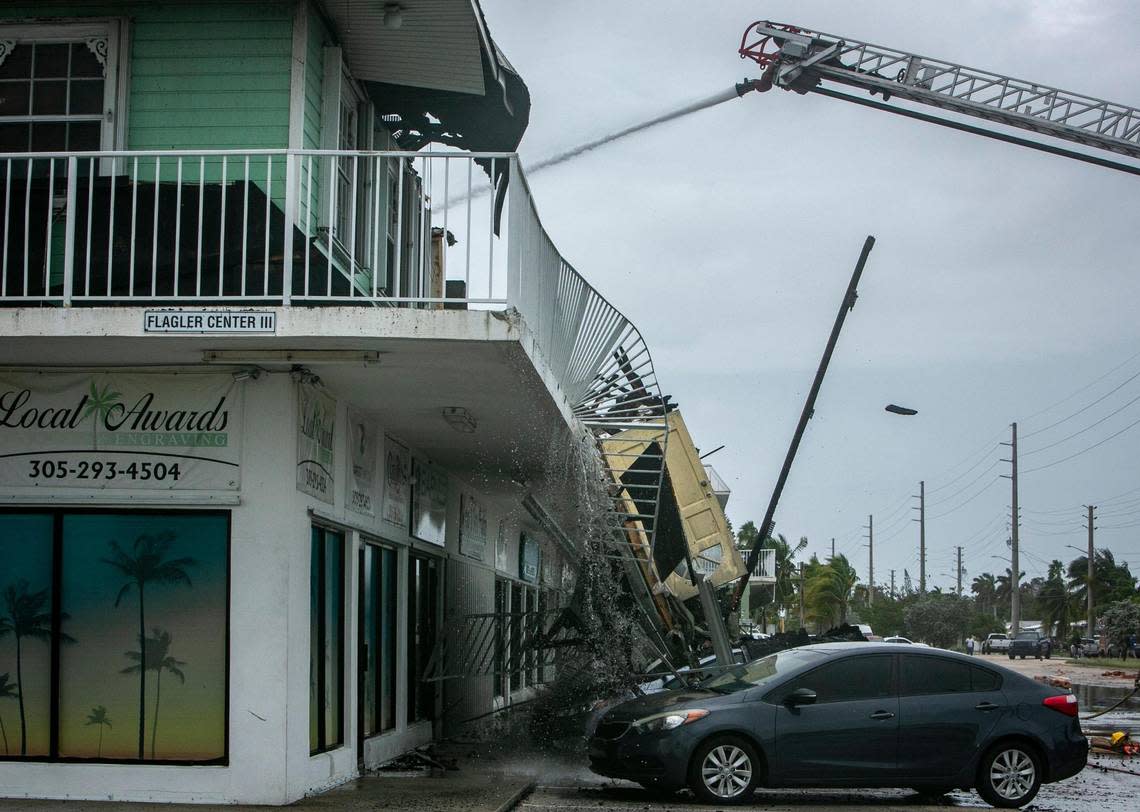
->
[0,513,54,759]
[406,554,438,723]
[360,543,397,737]
[309,526,344,755]
[493,579,506,700]
[509,583,522,693]
[0,510,229,764]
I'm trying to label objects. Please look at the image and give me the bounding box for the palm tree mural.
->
[0,579,73,756]
[84,705,112,758]
[102,533,195,759]
[82,380,122,448]
[0,672,18,756]
[121,628,186,760]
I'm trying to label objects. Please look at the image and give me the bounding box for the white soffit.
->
[323,0,487,96]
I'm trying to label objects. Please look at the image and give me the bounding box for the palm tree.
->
[0,672,17,756]
[102,532,195,759]
[994,568,1025,618]
[121,628,186,760]
[84,705,112,758]
[1039,561,1073,640]
[806,554,859,628]
[972,572,997,617]
[0,580,54,756]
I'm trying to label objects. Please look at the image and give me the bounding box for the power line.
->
[1020,346,1140,424]
[1021,389,1140,456]
[927,476,1002,521]
[1021,366,1140,440]
[1021,413,1140,474]
[927,460,1000,507]
[926,438,1002,494]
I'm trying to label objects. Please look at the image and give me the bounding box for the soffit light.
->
[442,406,476,433]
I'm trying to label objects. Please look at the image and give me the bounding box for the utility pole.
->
[890,569,896,599]
[865,514,874,605]
[798,561,805,628]
[1085,504,1096,635]
[1001,423,1021,634]
[914,480,926,593]
[956,546,963,596]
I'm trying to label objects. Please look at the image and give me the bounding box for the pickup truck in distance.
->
[982,632,1010,654]
[1009,630,1052,660]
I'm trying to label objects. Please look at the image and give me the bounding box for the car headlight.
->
[632,708,710,733]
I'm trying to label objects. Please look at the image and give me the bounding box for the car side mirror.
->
[785,687,817,707]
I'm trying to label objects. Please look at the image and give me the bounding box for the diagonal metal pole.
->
[730,235,876,614]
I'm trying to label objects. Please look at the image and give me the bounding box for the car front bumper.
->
[587,729,694,788]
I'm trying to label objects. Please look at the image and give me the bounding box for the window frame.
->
[0,507,231,766]
[0,19,129,153]
[357,539,398,742]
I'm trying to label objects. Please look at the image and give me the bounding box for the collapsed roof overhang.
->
[322,0,531,154]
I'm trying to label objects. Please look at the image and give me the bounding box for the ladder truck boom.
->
[739,21,1140,171]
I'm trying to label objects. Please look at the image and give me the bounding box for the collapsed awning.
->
[322,0,531,154]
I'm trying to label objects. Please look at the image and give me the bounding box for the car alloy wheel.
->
[978,745,1041,808]
[689,735,761,805]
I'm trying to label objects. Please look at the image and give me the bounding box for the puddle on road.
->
[1073,682,1140,735]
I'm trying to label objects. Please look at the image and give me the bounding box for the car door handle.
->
[869,710,895,720]
[975,702,1000,711]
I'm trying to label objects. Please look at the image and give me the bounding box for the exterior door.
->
[896,655,1008,779]
[772,654,898,784]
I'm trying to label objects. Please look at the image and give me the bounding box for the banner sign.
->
[382,437,411,528]
[411,458,447,546]
[459,493,487,561]
[519,533,539,583]
[296,384,336,504]
[346,408,378,517]
[0,371,241,491]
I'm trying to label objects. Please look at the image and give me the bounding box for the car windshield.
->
[990,634,1007,639]
[1015,632,1037,640]
[698,648,826,695]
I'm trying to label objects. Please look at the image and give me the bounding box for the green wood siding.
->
[1,1,293,151]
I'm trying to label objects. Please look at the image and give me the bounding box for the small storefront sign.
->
[459,493,487,561]
[382,436,411,528]
[144,309,276,333]
[519,532,540,583]
[0,371,242,492]
[346,407,378,517]
[296,384,336,504]
[410,458,447,546]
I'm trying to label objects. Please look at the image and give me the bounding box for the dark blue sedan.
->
[589,642,1086,807]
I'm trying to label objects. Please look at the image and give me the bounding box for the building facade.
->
[0,0,676,804]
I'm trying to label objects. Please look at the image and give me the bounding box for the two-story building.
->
[0,0,743,805]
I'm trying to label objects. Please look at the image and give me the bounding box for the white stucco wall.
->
[0,367,568,805]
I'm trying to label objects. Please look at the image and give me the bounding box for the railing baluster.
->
[348,154,358,297]
[129,156,138,297]
[304,154,312,297]
[371,155,379,298]
[45,159,55,297]
[464,158,472,298]
[219,155,228,296]
[84,158,94,298]
[61,156,77,305]
[22,158,30,297]
[241,155,250,297]
[174,156,183,297]
[394,156,404,301]
[2,159,10,297]
[326,153,334,297]
[282,151,296,306]
[441,157,449,302]
[107,170,115,297]
[151,155,160,296]
[263,155,272,297]
[196,157,204,297]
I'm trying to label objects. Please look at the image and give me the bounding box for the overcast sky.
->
[483,0,1140,595]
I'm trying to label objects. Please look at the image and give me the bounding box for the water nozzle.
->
[736,74,772,97]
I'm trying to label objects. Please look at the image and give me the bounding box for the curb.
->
[492,781,535,812]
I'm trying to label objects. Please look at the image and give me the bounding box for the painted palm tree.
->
[0,671,17,756]
[0,580,53,756]
[84,705,112,758]
[102,533,195,760]
[82,380,122,448]
[972,572,998,617]
[121,628,186,760]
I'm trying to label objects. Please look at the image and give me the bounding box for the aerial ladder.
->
[728,21,1140,614]
[737,21,1140,176]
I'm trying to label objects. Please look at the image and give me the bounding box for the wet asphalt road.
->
[520,757,1138,811]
